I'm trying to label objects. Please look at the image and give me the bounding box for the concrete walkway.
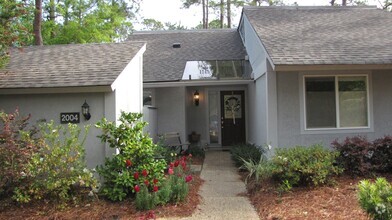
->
[161,150,260,220]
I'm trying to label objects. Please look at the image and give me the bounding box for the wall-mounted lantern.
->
[194,90,200,106]
[81,100,91,120]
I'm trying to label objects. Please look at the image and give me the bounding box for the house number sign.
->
[60,112,80,124]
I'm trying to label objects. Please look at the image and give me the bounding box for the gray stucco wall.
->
[155,87,187,142]
[248,77,268,146]
[186,86,207,144]
[276,70,392,148]
[0,93,106,168]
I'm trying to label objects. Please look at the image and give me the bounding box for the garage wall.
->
[0,93,106,168]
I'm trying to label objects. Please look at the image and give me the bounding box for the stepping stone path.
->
[161,150,260,220]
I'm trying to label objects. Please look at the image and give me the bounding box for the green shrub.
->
[154,142,178,164]
[358,178,392,220]
[95,112,166,201]
[240,155,272,184]
[13,121,97,203]
[271,145,343,189]
[186,146,205,158]
[230,143,263,167]
[0,109,42,198]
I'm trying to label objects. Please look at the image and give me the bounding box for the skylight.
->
[182,60,251,80]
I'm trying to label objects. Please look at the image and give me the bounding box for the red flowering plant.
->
[95,112,167,201]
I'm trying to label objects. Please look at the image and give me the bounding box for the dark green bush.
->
[95,112,166,201]
[271,145,343,188]
[186,146,205,158]
[230,143,263,167]
[358,178,392,220]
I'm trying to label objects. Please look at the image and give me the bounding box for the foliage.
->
[135,185,159,210]
[230,143,263,168]
[186,146,205,158]
[13,121,97,203]
[332,136,372,176]
[372,136,392,173]
[0,0,32,67]
[141,18,187,31]
[333,136,392,176]
[358,178,392,220]
[240,155,272,184]
[271,145,343,189]
[135,155,193,210]
[0,109,41,197]
[154,142,178,165]
[95,112,166,201]
[41,0,140,44]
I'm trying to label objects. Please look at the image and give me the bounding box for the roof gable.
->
[243,6,392,66]
[0,42,145,89]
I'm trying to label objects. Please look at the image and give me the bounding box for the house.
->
[0,42,146,167]
[1,6,391,164]
[132,6,392,149]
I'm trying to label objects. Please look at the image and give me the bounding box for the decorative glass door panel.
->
[208,91,219,144]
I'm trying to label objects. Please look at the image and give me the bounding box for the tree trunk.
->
[227,0,231,28]
[220,0,224,28]
[33,0,43,45]
[206,0,209,29]
[330,0,335,6]
[49,0,55,38]
[202,0,206,29]
[342,0,347,6]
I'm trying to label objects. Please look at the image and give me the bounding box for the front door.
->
[220,91,245,146]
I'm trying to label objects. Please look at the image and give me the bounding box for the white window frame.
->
[299,73,373,134]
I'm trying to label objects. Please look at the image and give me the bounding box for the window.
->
[181,60,251,80]
[304,75,368,129]
[143,90,152,106]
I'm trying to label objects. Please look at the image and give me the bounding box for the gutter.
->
[144,79,253,88]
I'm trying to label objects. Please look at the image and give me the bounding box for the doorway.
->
[220,90,246,146]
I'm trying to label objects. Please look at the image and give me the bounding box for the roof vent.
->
[172,43,181,48]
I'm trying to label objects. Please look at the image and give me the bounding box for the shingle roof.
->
[0,42,145,89]
[127,29,247,82]
[243,6,392,65]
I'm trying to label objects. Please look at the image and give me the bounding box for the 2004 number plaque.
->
[60,113,80,124]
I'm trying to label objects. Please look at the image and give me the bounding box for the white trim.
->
[0,86,112,94]
[300,72,374,134]
[144,79,253,88]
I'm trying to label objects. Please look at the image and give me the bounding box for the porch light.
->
[194,91,200,106]
[81,100,91,120]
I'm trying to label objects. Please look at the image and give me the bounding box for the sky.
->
[135,0,381,30]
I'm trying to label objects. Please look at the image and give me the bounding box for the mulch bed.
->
[0,172,204,220]
[246,173,392,220]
